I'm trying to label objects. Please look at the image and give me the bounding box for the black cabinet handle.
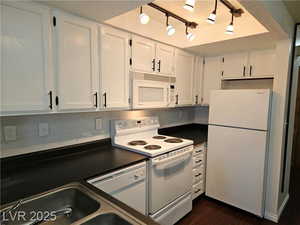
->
[195,160,202,163]
[250,65,253,76]
[48,91,53,109]
[158,60,161,72]
[195,189,201,194]
[152,59,156,71]
[175,94,179,105]
[103,92,107,108]
[195,173,202,177]
[243,66,246,76]
[94,92,98,108]
[195,95,199,104]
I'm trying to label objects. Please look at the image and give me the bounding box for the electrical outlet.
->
[4,126,17,141]
[95,118,102,130]
[39,123,49,137]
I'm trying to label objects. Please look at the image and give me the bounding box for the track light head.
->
[225,13,234,34]
[166,15,175,36]
[183,0,195,12]
[139,7,150,24]
[167,25,176,36]
[206,11,216,24]
[185,25,195,41]
[206,0,217,24]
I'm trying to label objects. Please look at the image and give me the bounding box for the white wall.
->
[0,108,203,158]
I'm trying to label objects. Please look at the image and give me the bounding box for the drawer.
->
[193,154,204,168]
[193,167,203,184]
[193,181,204,200]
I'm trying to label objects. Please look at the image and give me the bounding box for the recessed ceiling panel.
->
[106,0,269,49]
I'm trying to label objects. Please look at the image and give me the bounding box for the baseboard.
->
[264,194,289,223]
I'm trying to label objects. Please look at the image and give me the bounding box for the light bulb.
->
[139,13,150,24]
[225,24,234,34]
[206,12,216,24]
[186,32,195,41]
[183,0,195,12]
[166,25,176,36]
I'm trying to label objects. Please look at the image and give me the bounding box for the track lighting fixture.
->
[206,0,218,24]
[225,13,234,34]
[183,0,195,12]
[185,25,195,41]
[166,15,175,36]
[139,6,150,24]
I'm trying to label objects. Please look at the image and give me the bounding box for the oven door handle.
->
[153,150,193,170]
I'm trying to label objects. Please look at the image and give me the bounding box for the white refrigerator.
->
[206,89,271,217]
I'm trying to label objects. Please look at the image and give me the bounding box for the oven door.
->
[132,80,170,109]
[149,148,193,214]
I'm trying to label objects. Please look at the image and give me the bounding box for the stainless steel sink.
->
[81,213,133,225]
[0,183,145,225]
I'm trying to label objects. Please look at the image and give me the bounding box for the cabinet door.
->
[1,2,53,114]
[193,56,204,105]
[248,49,275,78]
[156,43,175,76]
[222,52,248,78]
[202,56,222,105]
[100,26,130,109]
[131,35,156,73]
[54,11,98,111]
[175,50,194,106]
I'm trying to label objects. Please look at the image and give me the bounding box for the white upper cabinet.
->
[131,35,175,76]
[100,25,130,109]
[193,56,204,105]
[175,49,194,106]
[222,52,248,79]
[156,43,175,76]
[202,56,222,105]
[248,49,275,78]
[53,11,98,111]
[131,35,156,74]
[1,2,53,114]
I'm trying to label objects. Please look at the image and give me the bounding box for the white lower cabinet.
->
[53,11,99,111]
[99,25,130,109]
[192,143,207,200]
[1,2,53,115]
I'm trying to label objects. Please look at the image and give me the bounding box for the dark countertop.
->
[0,123,207,224]
[1,139,147,205]
[159,123,208,145]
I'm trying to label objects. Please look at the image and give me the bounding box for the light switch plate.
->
[39,123,49,137]
[95,118,102,130]
[4,126,17,141]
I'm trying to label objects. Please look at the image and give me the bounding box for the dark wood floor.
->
[177,167,300,225]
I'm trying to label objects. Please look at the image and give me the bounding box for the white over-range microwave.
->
[132,80,175,109]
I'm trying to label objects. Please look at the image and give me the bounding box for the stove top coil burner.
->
[144,145,162,150]
[152,136,167,139]
[164,138,183,143]
[128,140,147,146]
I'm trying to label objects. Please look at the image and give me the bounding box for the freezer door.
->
[209,89,271,130]
[206,125,268,217]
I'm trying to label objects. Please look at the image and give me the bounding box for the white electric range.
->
[111,117,194,225]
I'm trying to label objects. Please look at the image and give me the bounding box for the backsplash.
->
[0,107,206,158]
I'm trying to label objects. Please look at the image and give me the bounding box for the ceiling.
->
[283,0,300,23]
[105,0,269,49]
[38,0,151,22]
